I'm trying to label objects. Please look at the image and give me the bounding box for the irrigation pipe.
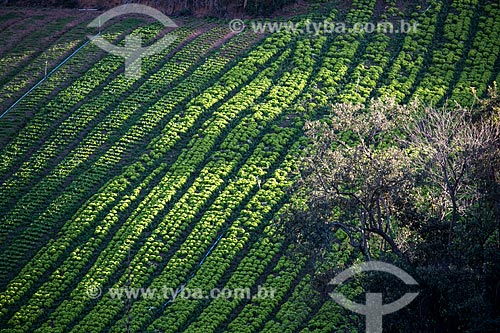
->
[157,226,230,311]
[0,34,99,120]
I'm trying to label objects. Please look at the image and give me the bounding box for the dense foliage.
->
[0,0,499,331]
[286,95,500,331]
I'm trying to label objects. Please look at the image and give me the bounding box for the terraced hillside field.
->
[0,0,499,332]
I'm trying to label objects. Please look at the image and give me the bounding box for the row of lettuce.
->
[1,0,500,331]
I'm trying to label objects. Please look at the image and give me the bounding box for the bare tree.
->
[282,94,500,331]
[288,98,419,260]
[284,96,499,260]
[404,102,500,245]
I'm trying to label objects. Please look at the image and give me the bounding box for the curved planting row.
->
[124,36,318,333]
[81,123,298,333]
[145,178,292,333]
[377,1,442,102]
[0,11,86,65]
[335,32,392,104]
[223,252,305,333]
[412,0,480,104]
[299,0,377,114]
[0,28,260,285]
[0,23,152,178]
[0,18,151,146]
[30,34,307,333]
[450,2,500,105]
[259,276,319,333]
[0,24,218,281]
[0,31,290,327]
[1,39,290,333]
[0,24,226,216]
[36,38,303,333]
[0,14,94,91]
[0,10,25,38]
